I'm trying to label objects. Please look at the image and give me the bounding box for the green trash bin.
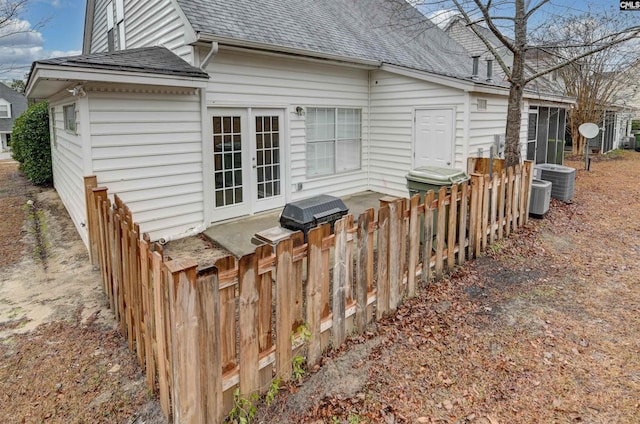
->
[406,166,470,244]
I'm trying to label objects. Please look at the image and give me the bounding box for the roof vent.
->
[486,59,493,82]
[471,56,480,80]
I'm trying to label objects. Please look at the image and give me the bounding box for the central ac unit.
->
[535,163,575,201]
[529,179,552,217]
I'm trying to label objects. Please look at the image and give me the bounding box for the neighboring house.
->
[26,0,573,246]
[0,83,28,152]
[444,15,573,164]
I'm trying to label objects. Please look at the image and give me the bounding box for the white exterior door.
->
[414,108,455,168]
[210,108,286,222]
[251,109,285,213]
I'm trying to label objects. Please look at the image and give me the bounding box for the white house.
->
[0,83,28,152]
[26,0,573,246]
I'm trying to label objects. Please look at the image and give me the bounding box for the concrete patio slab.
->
[203,190,396,257]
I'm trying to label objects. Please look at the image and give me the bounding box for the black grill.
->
[279,194,349,241]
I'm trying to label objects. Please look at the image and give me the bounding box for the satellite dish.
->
[579,123,599,139]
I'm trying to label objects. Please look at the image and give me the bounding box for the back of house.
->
[26,0,573,246]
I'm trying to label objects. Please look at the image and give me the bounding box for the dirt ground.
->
[1,150,639,423]
[255,151,640,423]
[0,159,166,423]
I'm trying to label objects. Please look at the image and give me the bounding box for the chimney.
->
[486,59,493,82]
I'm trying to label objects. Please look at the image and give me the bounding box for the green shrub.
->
[11,101,52,185]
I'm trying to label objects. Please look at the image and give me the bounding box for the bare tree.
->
[532,10,640,155]
[409,1,640,167]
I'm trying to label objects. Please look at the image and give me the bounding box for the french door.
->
[211,108,285,221]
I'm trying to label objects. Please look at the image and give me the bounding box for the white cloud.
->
[0,18,79,81]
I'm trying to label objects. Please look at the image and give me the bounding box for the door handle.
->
[252,157,257,169]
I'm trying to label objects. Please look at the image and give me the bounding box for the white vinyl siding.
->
[88,88,203,241]
[124,0,193,63]
[91,0,111,53]
[89,0,193,62]
[50,96,89,246]
[468,94,509,157]
[368,70,467,196]
[205,50,369,200]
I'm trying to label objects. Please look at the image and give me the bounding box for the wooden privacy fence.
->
[84,160,533,423]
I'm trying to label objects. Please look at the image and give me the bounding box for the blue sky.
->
[1,0,85,82]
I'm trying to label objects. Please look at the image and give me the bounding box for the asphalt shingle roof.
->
[176,0,476,81]
[36,46,209,79]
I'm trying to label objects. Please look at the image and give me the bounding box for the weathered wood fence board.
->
[84,160,533,423]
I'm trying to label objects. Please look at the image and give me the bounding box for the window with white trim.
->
[0,104,9,118]
[106,1,114,52]
[306,107,361,177]
[477,98,487,111]
[115,0,125,50]
[63,104,76,133]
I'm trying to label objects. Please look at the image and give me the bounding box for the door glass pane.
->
[213,115,243,207]
[255,115,281,200]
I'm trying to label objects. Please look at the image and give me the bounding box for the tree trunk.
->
[504,0,526,169]
[505,80,524,168]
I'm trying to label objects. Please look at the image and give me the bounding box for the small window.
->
[477,99,488,111]
[0,104,8,118]
[63,104,76,133]
[106,1,115,52]
[306,107,361,177]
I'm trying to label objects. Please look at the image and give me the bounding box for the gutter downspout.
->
[200,41,219,70]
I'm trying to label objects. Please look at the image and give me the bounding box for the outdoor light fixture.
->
[295,106,305,116]
[68,84,86,97]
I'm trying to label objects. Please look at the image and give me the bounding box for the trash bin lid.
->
[406,166,469,185]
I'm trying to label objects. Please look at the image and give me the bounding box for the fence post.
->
[422,190,435,282]
[84,176,98,265]
[435,186,447,279]
[498,170,506,241]
[481,174,490,250]
[468,174,481,259]
[139,239,155,392]
[166,258,200,424]
[388,201,402,311]
[458,180,468,266]
[197,266,223,424]
[355,210,371,331]
[238,253,260,398]
[332,217,348,347]
[290,232,305,329]
[490,173,498,244]
[447,184,458,270]
[151,251,170,417]
[505,166,514,237]
[376,207,390,320]
[256,244,274,389]
[407,194,420,297]
[306,226,323,366]
[215,256,238,400]
[512,164,521,232]
[92,187,108,289]
[320,223,332,350]
[523,161,534,225]
[276,238,294,382]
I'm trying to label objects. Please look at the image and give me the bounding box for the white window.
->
[306,107,361,177]
[0,104,9,118]
[63,104,76,133]
[477,99,488,111]
[106,1,114,52]
[115,0,125,50]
